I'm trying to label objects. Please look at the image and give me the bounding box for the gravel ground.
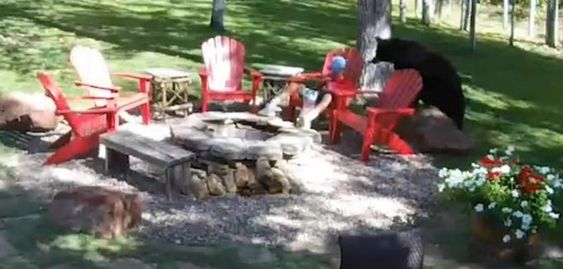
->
[2,121,439,254]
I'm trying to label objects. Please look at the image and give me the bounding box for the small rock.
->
[207,162,230,176]
[189,172,209,201]
[234,162,250,188]
[220,170,237,193]
[47,186,143,239]
[0,91,61,132]
[246,167,265,194]
[396,105,474,154]
[270,167,291,194]
[207,174,226,196]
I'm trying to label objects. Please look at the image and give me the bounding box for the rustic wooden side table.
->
[145,68,194,120]
[258,65,304,102]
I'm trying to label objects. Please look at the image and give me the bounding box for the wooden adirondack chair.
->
[329,70,423,162]
[69,45,152,124]
[37,72,146,165]
[199,36,263,112]
[286,47,364,122]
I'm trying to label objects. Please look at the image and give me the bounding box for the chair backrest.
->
[37,72,81,130]
[321,48,364,88]
[377,69,423,109]
[69,45,115,106]
[201,36,246,92]
[338,229,424,269]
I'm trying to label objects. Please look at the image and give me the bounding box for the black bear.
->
[371,37,466,130]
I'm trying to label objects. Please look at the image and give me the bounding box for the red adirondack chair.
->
[37,72,149,165]
[329,70,423,162]
[199,36,263,112]
[286,47,364,122]
[69,45,152,124]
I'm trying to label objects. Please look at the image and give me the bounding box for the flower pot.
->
[469,212,540,264]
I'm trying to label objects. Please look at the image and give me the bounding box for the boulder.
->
[47,186,143,239]
[0,92,61,132]
[396,106,474,154]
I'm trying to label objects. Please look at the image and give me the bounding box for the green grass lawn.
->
[1,0,561,169]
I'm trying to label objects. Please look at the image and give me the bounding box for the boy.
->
[258,56,347,117]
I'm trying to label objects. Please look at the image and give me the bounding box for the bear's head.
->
[371,37,429,68]
[371,37,396,64]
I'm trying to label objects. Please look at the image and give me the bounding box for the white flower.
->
[546,186,554,194]
[520,201,529,208]
[486,154,495,160]
[513,211,524,218]
[505,145,515,156]
[512,190,520,198]
[536,166,551,174]
[499,165,511,174]
[547,174,555,181]
[549,212,560,219]
[438,168,449,178]
[521,223,530,230]
[489,148,498,155]
[469,187,476,192]
[488,202,497,209]
[522,214,533,225]
[502,207,513,213]
[504,218,512,227]
[515,229,525,239]
[474,204,484,212]
[542,204,553,213]
[554,178,563,189]
[502,234,511,243]
[492,165,510,174]
[437,183,445,192]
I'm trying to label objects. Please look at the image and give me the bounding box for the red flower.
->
[518,167,544,194]
[480,156,503,167]
[487,171,502,181]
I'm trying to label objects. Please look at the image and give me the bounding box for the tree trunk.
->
[503,0,510,31]
[415,0,423,18]
[400,0,407,23]
[463,0,471,31]
[528,0,536,37]
[510,0,517,46]
[209,0,226,32]
[545,0,559,47]
[469,0,477,51]
[435,0,444,20]
[460,0,466,30]
[422,0,433,25]
[357,0,392,92]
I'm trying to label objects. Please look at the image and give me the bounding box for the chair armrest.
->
[80,96,118,100]
[75,81,121,93]
[367,107,415,117]
[112,72,153,81]
[244,66,263,79]
[55,107,119,116]
[198,68,209,78]
[287,72,326,83]
[326,88,358,98]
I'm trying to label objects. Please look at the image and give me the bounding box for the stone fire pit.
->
[169,112,320,199]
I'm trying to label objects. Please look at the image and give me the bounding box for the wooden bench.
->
[100,130,195,200]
